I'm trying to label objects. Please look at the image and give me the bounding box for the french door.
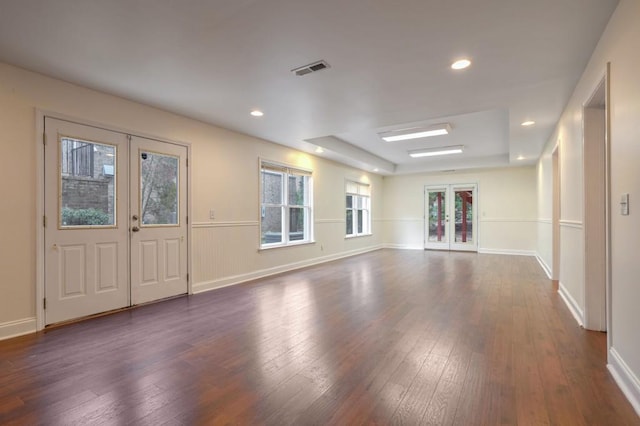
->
[424,184,477,251]
[44,118,188,325]
[130,136,188,305]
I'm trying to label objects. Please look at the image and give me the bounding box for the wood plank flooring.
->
[1,249,638,425]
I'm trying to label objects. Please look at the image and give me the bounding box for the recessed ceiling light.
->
[409,145,464,158]
[451,59,471,70]
[521,120,535,126]
[315,147,324,153]
[373,168,379,172]
[250,110,264,117]
[379,123,452,142]
[517,155,525,160]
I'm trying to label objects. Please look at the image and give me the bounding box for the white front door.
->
[44,118,129,324]
[130,136,188,304]
[44,118,188,325]
[424,184,477,252]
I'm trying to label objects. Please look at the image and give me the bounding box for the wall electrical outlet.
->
[209,209,215,220]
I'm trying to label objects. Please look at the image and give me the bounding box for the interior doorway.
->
[582,70,610,332]
[424,184,477,252]
[43,117,189,325]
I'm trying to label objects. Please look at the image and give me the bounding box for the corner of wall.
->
[557,282,584,327]
[535,253,552,279]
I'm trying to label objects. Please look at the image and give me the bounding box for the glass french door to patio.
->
[424,184,477,252]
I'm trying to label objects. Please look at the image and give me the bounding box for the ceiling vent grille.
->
[292,60,330,76]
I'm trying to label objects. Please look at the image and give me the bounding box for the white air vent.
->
[291,60,330,76]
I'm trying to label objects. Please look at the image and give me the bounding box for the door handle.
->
[131,226,140,232]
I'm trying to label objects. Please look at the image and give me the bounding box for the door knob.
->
[131,226,140,232]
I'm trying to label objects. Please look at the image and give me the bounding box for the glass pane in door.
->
[140,151,179,225]
[59,137,116,227]
[454,190,473,243]
[427,190,447,242]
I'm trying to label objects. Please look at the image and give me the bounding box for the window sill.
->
[259,240,316,251]
[345,233,373,239]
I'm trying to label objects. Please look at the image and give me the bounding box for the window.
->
[139,151,179,226]
[260,161,313,248]
[59,137,116,227]
[346,181,371,237]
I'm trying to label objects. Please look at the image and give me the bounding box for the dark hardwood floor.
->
[1,249,638,425]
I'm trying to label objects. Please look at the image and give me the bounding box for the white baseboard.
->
[477,248,536,256]
[383,244,424,250]
[608,347,640,417]
[535,254,552,279]
[557,281,584,327]
[383,246,538,255]
[193,244,385,294]
[0,317,36,341]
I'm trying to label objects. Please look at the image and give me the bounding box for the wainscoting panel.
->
[191,220,384,294]
[537,219,553,278]
[559,221,585,326]
[192,221,260,285]
[478,218,537,253]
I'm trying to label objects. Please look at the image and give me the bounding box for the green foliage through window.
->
[61,207,110,226]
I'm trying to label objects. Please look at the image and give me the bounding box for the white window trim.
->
[346,180,372,238]
[259,159,314,249]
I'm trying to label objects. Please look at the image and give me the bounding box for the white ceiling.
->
[0,0,618,174]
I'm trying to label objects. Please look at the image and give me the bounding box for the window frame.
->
[345,180,372,238]
[259,160,314,249]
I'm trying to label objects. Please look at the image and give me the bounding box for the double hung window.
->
[260,161,313,248]
[346,181,371,237]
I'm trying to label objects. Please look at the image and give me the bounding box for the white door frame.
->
[35,110,192,331]
[582,65,611,335]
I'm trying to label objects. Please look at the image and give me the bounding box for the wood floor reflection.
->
[1,250,638,425]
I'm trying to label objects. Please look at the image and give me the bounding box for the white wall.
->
[536,0,640,413]
[0,62,383,338]
[382,167,537,254]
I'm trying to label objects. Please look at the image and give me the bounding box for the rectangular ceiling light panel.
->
[408,145,464,158]
[379,123,452,142]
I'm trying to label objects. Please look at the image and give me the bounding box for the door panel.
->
[165,239,181,279]
[44,118,129,324]
[130,136,188,304]
[95,243,118,292]
[425,184,477,252]
[59,244,85,296]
